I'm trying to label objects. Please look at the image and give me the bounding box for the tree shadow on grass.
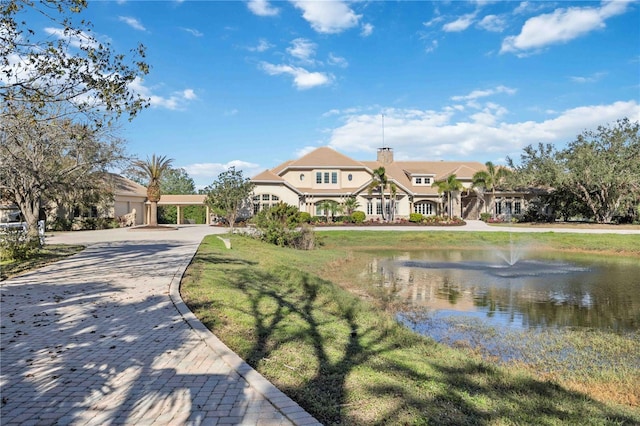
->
[1,241,271,425]
[187,252,640,425]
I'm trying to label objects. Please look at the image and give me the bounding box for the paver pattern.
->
[1,226,320,425]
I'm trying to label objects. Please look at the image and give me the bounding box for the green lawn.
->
[1,244,84,281]
[181,231,640,425]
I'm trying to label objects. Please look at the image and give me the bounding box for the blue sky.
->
[25,1,640,187]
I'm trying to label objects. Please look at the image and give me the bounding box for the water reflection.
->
[366,250,640,332]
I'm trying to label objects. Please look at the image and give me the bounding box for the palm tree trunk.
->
[149,202,158,227]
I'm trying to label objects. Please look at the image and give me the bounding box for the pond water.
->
[365,248,640,333]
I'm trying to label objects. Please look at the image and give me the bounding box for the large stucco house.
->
[251,146,529,221]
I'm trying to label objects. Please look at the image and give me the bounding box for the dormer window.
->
[413,175,433,185]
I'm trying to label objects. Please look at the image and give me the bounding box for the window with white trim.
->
[253,194,280,214]
[414,202,434,215]
[514,200,522,215]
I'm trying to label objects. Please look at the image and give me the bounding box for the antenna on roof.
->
[381,113,385,148]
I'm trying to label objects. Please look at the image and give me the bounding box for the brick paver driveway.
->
[1,226,319,426]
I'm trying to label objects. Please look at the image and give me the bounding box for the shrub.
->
[409,213,424,223]
[422,215,465,226]
[351,211,366,224]
[252,202,317,250]
[480,213,492,222]
[298,212,311,224]
[0,228,39,261]
[49,218,73,231]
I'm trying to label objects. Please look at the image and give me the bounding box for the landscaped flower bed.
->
[312,216,466,226]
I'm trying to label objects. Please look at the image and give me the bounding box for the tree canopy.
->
[1,0,149,240]
[1,0,149,124]
[0,108,126,239]
[508,118,640,223]
[204,167,254,231]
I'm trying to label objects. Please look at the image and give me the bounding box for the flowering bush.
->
[422,215,465,226]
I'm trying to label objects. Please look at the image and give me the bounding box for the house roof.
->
[252,169,285,182]
[158,194,207,205]
[251,147,487,197]
[287,146,367,168]
[103,173,147,197]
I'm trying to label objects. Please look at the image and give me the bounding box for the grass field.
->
[181,231,640,425]
[0,244,84,281]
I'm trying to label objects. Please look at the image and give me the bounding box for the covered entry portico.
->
[145,194,211,225]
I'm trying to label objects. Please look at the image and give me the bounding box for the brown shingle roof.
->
[288,147,367,168]
[252,169,285,182]
[103,173,147,197]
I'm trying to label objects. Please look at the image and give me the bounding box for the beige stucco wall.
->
[114,197,145,225]
[253,184,301,209]
[280,169,372,192]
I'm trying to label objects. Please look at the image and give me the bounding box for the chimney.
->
[377,147,394,164]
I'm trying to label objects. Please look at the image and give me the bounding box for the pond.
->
[364,247,640,334]
[349,244,640,399]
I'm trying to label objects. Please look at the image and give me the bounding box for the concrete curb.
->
[167,245,322,426]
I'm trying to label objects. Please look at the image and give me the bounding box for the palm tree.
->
[367,167,388,221]
[133,154,174,226]
[343,196,360,216]
[317,200,339,223]
[388,182,398,221]
[472,161,512,218]
[432,174,463,218]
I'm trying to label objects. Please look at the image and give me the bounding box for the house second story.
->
[251,146,487,199]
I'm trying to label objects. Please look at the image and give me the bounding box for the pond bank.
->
[182,231,640,424]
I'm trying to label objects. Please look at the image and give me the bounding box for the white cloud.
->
[183,160,262,186]
[423,16,445,28]
[451,85,517,102]
[361,23,374,37]
[247,0,279,17]
[182,89,197,100]
[326,100,640,163]
[478,14,507,32]
[425,39,438,53]
[501,1,632,54]
[248,38,273,52]
[443,13,476,32]
[328,53,348,68]
[570,72,607,83]
[290,0,361,34]
[118,16,146,32]
[260,62,332,90]
[128,77,197,110]
[287,38,317,63]
[181,27,203,37]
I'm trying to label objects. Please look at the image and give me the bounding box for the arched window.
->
[414,202,434,216]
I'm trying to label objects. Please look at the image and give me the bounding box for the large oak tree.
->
[1,0,149,241]
[508,118,640,223]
